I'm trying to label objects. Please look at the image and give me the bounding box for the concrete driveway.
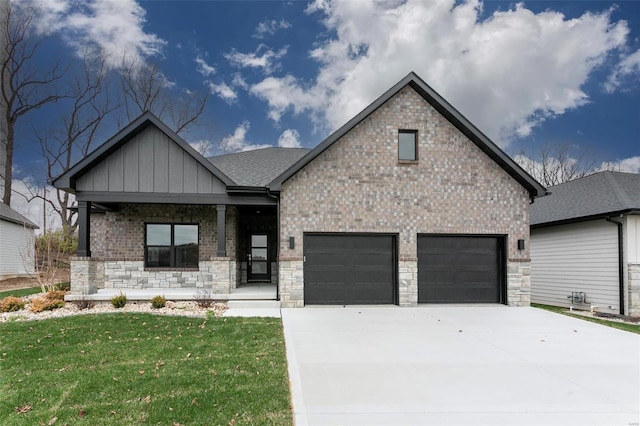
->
[281,306,640,426]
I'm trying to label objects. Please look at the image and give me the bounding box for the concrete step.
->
[226,300,281,309]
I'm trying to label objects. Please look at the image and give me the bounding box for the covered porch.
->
[68,197,279,302]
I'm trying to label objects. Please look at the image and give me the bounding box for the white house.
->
[0,202,39,279]
[530,171,640,317]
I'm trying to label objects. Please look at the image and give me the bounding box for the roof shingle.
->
[530,171,640,226]
[208,147,310,187]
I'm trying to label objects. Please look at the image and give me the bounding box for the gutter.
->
[605,216,625,315]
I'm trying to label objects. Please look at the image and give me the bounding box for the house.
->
[0,203,38,279]
[53,72,545,307]
[530,171,640,316]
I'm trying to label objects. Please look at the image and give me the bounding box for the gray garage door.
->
[304,234,397,305]
[418,235,504,303]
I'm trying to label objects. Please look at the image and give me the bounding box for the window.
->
[145,224,199,268]
[398,130,418,161]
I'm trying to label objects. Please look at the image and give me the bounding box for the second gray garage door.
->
[304,233,397,305]
[418,235,505,304]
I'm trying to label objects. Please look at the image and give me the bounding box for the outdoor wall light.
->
[289,237,295,249]
[517,239,525,250]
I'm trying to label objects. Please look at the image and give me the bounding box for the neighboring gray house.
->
[0,203,38,279]
[530,171,640,316]
[53,72,545,307]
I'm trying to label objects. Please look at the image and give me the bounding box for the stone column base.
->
[507,260,531,307]
[70,257,101,295]
[398,259,418,307]
[279,259,304,308]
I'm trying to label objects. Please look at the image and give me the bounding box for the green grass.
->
[532,303,640,335]
[0,287,43,299]
[0,314,292,425]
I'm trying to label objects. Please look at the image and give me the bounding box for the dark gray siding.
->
[76,126,226,194]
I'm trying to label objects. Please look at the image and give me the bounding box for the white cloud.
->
[208,82,237,102]
[250,75,324,122]
[219,121,271,152]
[189,139,214,157]
[232,73,249,90]
[605,49,640,93]
[20,0,165,69]
[277,129,302,148]
[251,0,629,146]
[600,156,640,173]
[195,56,216,77]
[254,18,291,38]
[225,45,288,74]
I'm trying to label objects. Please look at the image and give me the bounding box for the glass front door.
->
[248,234,269,281]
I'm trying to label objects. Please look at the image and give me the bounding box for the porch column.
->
[77,201,91,257]
[217,204,226,257]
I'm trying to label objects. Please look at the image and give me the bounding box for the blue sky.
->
[9,0,640,226]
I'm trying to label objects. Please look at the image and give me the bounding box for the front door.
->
[248,234,269,281]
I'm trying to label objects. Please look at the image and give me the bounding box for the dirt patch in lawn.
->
[0,269,70,291]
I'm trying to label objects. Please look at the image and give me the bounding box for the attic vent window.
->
[398,130,418,162]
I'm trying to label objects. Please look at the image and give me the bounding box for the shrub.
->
[30,296,65,313]
[46,290,67,302]
[195,289,213,308]
[150,295,166,309]
[0,296,26,312]
[55,282,71,292]
[110,292,127,308]
[73,298,95,310]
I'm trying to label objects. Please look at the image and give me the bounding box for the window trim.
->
[144,223,200,269]
[398,129,418,162]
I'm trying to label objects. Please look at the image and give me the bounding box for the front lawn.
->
[0,314,292,425]
[533,303,640,335]
[0,287,43,299]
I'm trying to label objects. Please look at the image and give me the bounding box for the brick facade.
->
[90,204,236,260]
[71,204,237,293]
[279,86,531,307]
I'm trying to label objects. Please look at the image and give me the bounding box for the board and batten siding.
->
[0,220,35,278]
[626,215,640,264]
[76,125,226,194]
[531,220,619,311]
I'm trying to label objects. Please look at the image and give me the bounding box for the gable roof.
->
[268,72,545,198]
[208,147,310,187]
[52,111,235,191]
[530,171,640,227]
[0,203,38,229]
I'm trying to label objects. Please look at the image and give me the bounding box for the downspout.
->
[605,217,624,315]
[267,189,280,301]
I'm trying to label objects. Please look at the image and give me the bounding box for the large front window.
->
[145,224,199,268]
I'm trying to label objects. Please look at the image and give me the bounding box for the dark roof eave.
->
[531,209,639,229]
[227,186,270,195]
[269,72,545,197]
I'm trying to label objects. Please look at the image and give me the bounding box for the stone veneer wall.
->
[629,264,640,317]
[279,85,531,307]
[72,204,237,293]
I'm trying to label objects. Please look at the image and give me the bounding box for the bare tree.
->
[18,53,114,238]
[119,57,208,134]
[0,1,68,205]
[515,144,601,187]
